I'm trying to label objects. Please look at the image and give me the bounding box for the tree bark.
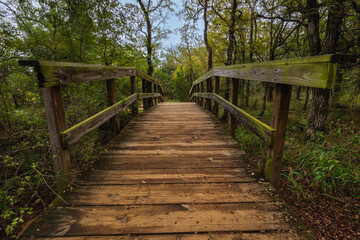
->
[259,83,268,117]
[137,0,154,76]
[306,0,345,139]
[203,0,212,71]
[221,0,238,122]
[296,87,301,100]
[303,87,310,111]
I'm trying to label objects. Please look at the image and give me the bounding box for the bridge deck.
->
[22,102,311,239]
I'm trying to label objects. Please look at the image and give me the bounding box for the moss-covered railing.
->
[189,54,355,187]
[19,60,164,193]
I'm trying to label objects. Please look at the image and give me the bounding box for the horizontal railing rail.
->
[190,93,275,146]
[190,54,355,187]
[20,60,164,193]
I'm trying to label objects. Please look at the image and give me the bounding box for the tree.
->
[306,0,346,139]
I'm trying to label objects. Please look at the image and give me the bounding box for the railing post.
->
[200,82,204,108]
[142,78,147,110]
[206,78,212,111]
[106,79,119,136]
[43,86,71,194]
[157,85,162,102]
[130,76,138,117]
[153,84,157,105]
[213,76,220,116]
[269,83,292,187]
[230,78,239,137]
[149,82,154,108]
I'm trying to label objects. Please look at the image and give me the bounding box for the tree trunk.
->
[296,87,301,100]
[331,69,343,106]
[306,0,345,139]
[221,0,237,122]
[203,0,212,71]
[137,0,154,76]
[303,87,310,111]
[260,83,267,117]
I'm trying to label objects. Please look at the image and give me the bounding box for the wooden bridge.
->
[18,55,352,239]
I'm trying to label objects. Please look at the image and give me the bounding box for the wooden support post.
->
[213,76,220,116]
[157,85,162,102]
[130,76,138,117]
[269,83,292,187]
[106,79,119,136]
[200,82,204,108]
[230,78,239,137]
[142,78,147,110]
[206,78,212,111]
[147,82,153,108]
[153,84,157,105]
[43,86,71,194]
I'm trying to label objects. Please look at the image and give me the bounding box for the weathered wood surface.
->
[21,232,310,240]
[60,94,138,146]
[42,86,71,193]
[192,93,275,146]
[21,102,312,239]
[189,54,355,93]
[19,60,163,92]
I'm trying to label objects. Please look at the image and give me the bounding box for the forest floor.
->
[234,98,360,240]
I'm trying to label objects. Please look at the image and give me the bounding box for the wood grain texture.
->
[192,93,275,146]
[21,232,310,240]
[189,54,354,93]
[60,94,138,146]
[18,60,164,92]
[42,86,71,193]
[21,102,311,239]
[270,84,292,187]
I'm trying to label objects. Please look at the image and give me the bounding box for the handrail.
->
[19,60,164,94]
[19,60,164,193]
[190,93,275,146]
[189,54,355,93]
[190,54,355,188]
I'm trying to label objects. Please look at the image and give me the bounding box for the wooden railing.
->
[19,60,164,193]
[189,54,355,187]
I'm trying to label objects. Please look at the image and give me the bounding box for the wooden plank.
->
[189,54,355,92]
[212,93,275,146]
[269,84,292,187]
[18,61,164,94]
[42,86,71,193]
[94,156,245,170]
[19,60,136,87]
[138,93,161,99]
[22,203,296,237]
[77,168,253,185]
[106,79,119,136]
[21,232,310,240]
[60,182,274,206]
[102,148,244,157]
[60,94,138,146]
[230,78,239,137]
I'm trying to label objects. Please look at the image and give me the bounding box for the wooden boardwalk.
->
[21,102,311,239]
